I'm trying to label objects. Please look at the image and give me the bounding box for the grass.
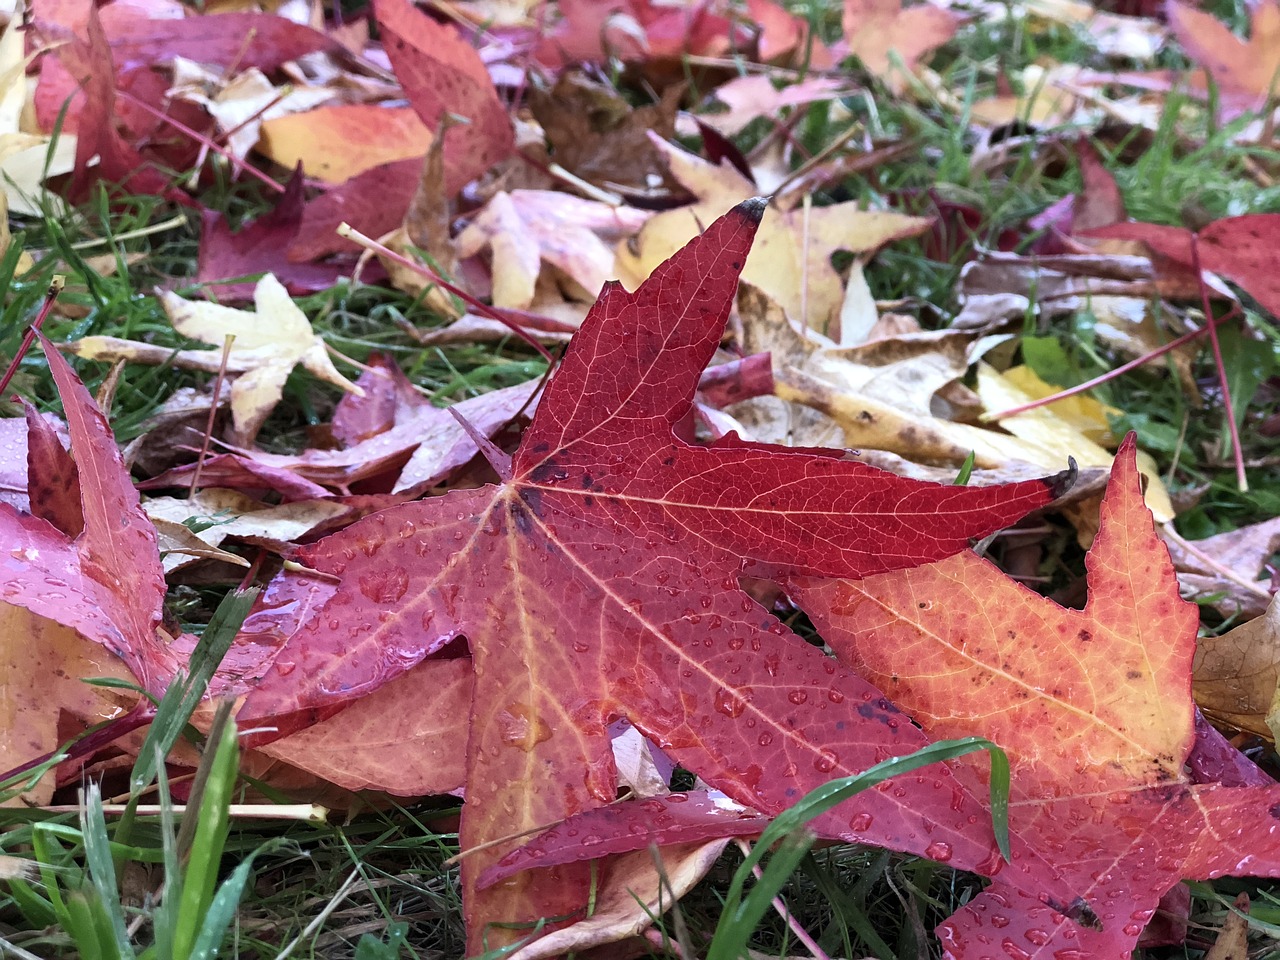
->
[3,0,1280,957]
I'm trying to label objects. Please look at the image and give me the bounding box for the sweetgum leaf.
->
[793,435,1280,959]
[239,199,1069,950]
[0,333,176,691]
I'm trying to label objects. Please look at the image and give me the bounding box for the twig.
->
[37,803,327,821]
[336,222,555,363]
[733,838,831,960]
[1160,523,1272,601]
[982,304,1239,421]
[0,277,64,398]
[1189,233,1248,491]
[189,334,235,498]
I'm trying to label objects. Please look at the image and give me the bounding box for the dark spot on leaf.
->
[1269,803,1280,819]
[1126,670,1142,679]
[1078,629,1092,642]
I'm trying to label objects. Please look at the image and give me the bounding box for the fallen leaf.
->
[698,74,857,137]
[843,0,961,83]
[1084,215,1280,321]
[454,190,651,310]
[199,172,358,300]
[530,72,684,195]
[1204,892,1251,960]
[374,0,513,192]
[165,56,333,162]
[1193,595,1280,740]
[616,138,932,337]
[143,488,349,572]
[1163,517,1280,619]
[257,105,434,185]
[0,13,76,215]
[37,7,174,201]
[0,605,135,804]
[486,791,771,881]
[792,435,1280,959]
[237,200,1068,951]
[1168,0,1280,108]
[67,274,363,444]
[290,158,422,263]
[736,284,1176,521]
[0,333,178,693]
[225,377,541,495]
[502,842,732,960]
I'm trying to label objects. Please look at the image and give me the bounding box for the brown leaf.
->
[1193,595,1280,739]
[530,72,684,194]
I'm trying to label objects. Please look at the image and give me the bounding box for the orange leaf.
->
[257,105,433,185]
[793,435,1280,958]
[1168,0,1280,104]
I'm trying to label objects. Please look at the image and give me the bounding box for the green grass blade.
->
[172,703,239,960]
[707,737,1010,960]
[130,587,257,793]
[81,786,132,958]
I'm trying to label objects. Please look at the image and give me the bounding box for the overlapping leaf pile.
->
[3,0,1280,955]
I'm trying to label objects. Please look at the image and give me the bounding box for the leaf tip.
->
[737,196,769,224]
[1046,457,1078,501]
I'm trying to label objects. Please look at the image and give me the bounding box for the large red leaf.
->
[239,199,1072,950]
[793,436,1280,959]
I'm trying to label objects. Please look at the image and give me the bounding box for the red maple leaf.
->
[793,436,1280,959]
[239,199,1072,949]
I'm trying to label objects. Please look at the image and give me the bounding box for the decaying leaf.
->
[236,201,1068,952]
[1193,595,1280,740]
[1164,517,1280,619]
[792,436,1280,959]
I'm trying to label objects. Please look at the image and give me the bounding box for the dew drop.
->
[358,568,409,603]
[1024,929,1050,946]
[848,812,873,833]
[788,689,809,705]
[827,688,845,703]
[714,687,747,718]
[758,732,773,747]
[814,748,838,773]
[667,793,688,803]
[727,636,744,650]
[1121,923,1142,937]
[924,841,953,863]
[1000,939,1030,960]
[990,915,1010,929]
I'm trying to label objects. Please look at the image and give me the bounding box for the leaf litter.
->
[1,0,1280,954]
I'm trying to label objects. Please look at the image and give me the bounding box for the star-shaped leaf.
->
[238,200,1070,951]
[792,436,1280,959]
